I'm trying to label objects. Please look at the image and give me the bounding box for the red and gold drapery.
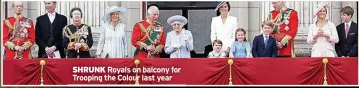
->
[3,58,358,85]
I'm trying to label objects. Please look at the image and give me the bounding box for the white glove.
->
[172,44,182,50]
[74,43,82,50]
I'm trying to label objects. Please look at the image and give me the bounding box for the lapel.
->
[348,22,356,36]
[345,22,355,42]
[219,15,229,26]
[259,34,265,49]
[45,13,52,30]
[265,36,271,50]
[52,13,58,26]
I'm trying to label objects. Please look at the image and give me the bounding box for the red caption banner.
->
[3,58,358,85]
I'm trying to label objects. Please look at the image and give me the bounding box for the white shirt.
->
[345,21,352,30]
[47,12,56,23]
[210,14,238,51]
[96,23,128,58]
[263,34,269,43]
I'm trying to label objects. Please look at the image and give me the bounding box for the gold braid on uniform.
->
[136,23,153,50]
[63,25,75,50]
[4,19,16,50]
[280,35,291,46]
[5,42,16,51]
[79,25,90,51]
[21,41,33,50]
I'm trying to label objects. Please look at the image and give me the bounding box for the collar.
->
[345,21,352,27]
[48,12,56,16]
[146,19,156,26]
[214,51,222,54]
[263,34,270,39]
[13,14,23,19]
[280,6,288,13]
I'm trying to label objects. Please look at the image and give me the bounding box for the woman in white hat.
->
[164,15,194,58]
[96,6,128,58]
[306,2,339,57]
[210,1,238,57]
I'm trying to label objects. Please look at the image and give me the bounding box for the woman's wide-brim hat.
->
[102,6,127,22]
[167,15,188,25]
[313,2,330,18]
[215,1,227,11]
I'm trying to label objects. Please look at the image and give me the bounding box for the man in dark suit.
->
[252,20,277,57]
[335,6,357,57]
[35,1,67,58]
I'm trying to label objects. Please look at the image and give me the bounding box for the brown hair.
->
[234,28,247,41]
[216,2,231,16]
[261,20,274,28]
[70,7,82,18]
[212,39,223,46]
[340,6,354,18]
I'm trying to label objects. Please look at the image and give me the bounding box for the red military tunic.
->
[131,20,166,58]
[267,7,299,57]
[2,16,35,59]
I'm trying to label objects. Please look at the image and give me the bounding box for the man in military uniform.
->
[267,1,298,57]
[2,1,35,59]
[131,5,166,58]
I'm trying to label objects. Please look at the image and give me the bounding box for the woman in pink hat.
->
[306,2,339,57]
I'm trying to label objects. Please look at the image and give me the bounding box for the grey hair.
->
[44,1,57,4]
[12,1,23,8]
[171,21,185,27]
[147,6,159,15]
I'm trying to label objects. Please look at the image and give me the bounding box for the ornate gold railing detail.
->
[134,59,140,85]
[228,59,234,85]
[322,58,328,85]
[40,60,46,85]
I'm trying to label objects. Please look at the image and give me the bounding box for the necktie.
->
[264,36,268,48]
[345,24,349,38]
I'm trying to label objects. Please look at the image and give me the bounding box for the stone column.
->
[248,1,261,45]
[121,1,141,58]
[228,1,249,43]
[107,1,121,7]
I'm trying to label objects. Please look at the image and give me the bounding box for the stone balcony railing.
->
[293,33,312,57]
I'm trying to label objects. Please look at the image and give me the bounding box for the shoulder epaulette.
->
[83,24,91,27]
[63,24,72,29]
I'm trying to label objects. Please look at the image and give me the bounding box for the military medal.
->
[154,27,162,32]
[20,33,25,37]
[20,21,31,28]
[285,26,289,31]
